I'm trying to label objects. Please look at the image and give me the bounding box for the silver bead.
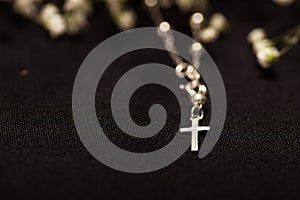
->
[197,84,207,95]
[190,79,200,88]
[184,81,198,96]
[185,65,200,80]
[190,12,204,26]
[191,92,206,105]
[175,62,188,78]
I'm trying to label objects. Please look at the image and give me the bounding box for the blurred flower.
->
[257,47,280,69]
[65,11,88,34]
[248,28,281,68]
[199,26,219,43]
[39,3,67,38]
[175,0,193,12]
[253,39,274,53]
[117,10,136,30]
[13,0,41,18]
[159,0,173,9]
[64,0,92,15]
[105,0,136,30]
[210,13,229,33]
[247,28,267,44]
[63,0,93,34]
[273,0,294,6]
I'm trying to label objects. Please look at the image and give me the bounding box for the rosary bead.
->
[190,79,200,88]
[183,80,200,96]
[185,84,197,96]
[191,42,202,52]
[159,21,170,32]
[197,84,207,95]
[191,12,204,25]
[175,63,188,78]
[185,65,200,80]
[191,92,206,105]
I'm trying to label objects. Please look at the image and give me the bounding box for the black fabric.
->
[0,0,300,199]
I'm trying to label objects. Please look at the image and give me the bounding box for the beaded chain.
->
[145,0,209,117]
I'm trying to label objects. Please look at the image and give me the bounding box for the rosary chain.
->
[145,0,208,112]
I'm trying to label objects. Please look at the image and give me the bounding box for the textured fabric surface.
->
[0,0,300,199]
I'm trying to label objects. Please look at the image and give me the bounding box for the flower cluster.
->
[198,13,229,43]
[247,28,280,69]
[63,0,93,34]
[38,3,67,37]
[11,0,136,37]
[13,0,43,18]
[105,0,136,30]
[145,0,229,105]
[176,62,208,105]
[148,0,229,43]
[13,0,92,38]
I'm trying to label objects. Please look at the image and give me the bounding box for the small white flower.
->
[210,13,229,33]
[257,47,280,69]
[253,39,274,53]
[199,26,219,43]
[175,0,192,12]
[39,3,60,22]
[64,0,92,15]
[14,0,41,18]
[117,10,136,30]
[39,4,67,38]
[47,14,67,37]
[66,12,88,34]
[247,28,267,44]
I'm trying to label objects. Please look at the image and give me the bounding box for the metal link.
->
[190,105,204,120]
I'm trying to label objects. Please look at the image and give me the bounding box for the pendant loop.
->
[190,105,204,120]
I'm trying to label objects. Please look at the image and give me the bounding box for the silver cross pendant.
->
[180,117,210,151]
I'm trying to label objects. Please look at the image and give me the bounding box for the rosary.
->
[145,0,228,151]
[3,0,299,151]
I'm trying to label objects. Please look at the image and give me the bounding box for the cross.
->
[180,117,210,151]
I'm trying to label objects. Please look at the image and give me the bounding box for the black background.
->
[0,0,300,199]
